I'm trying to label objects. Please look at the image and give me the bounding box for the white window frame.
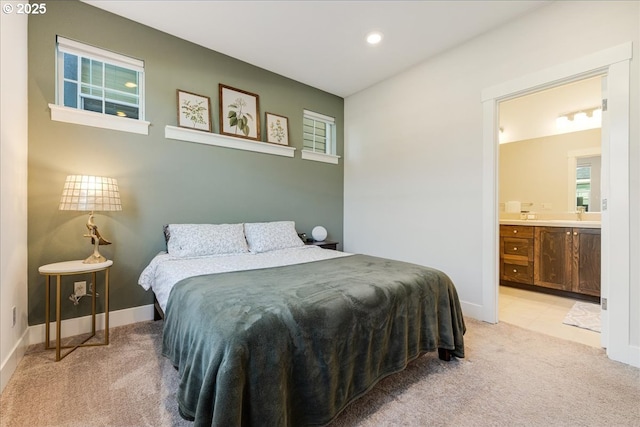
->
[301,109,340,164]
[566,147,601,213]
[50,36,150,135]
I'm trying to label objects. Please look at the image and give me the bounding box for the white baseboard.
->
[617,344,640,368]
[0,327,29,394]
[28,304,155,345]
[1,304,155,395]
[460,300,484,322]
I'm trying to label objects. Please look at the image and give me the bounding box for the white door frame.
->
[480,42,635,366]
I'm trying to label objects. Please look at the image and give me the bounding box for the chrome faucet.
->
[576,206,586,220]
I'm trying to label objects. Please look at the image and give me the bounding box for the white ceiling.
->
[85,0,598,139]
[83,0,550,98]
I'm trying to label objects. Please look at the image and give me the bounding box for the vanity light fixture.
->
[573,111,588,124]
[366,31,383,45]
[556,106,602,130]
[555,115,571,129]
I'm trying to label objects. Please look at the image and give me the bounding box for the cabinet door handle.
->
[513,269,518,273]
[513,247,518,251]
[566,231,571,235]
[513,230,518,234]
[574,232,578,236]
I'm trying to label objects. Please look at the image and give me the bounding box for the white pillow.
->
[244,221,305,253]
[166,223,249,257]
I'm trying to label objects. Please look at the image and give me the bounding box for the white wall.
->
[0,2,29,393]
[344,1,639,343]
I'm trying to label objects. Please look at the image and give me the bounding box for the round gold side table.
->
[38,259,112,361]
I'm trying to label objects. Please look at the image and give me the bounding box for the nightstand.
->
[305,240,339,250]
[38,259,112,361]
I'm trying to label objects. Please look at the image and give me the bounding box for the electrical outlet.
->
[74,281,87,297]
[12,306,16,328]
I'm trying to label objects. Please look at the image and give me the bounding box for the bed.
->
[139,221,465,426]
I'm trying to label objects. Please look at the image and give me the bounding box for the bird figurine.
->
[85,223,111,245]
[84,214,112,245]
[82,213,111,264]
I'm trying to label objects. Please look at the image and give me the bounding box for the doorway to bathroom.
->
[496,76,603,348]
[481,42,632,364]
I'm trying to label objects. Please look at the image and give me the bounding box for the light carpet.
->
[562,301,601,333]
[1,318,638,426]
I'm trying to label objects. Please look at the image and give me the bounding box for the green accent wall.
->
[27,1,344,325]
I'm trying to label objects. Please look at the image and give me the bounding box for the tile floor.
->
[499,285,602,348]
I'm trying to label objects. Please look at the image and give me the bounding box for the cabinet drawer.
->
[500,225,534,239]
[502,237,533,259]
[501,259,534,284]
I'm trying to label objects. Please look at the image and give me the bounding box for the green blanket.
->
[162,254,465,426]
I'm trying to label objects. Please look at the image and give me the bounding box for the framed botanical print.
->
[177,89,212,132]
[265,112,289,145]
[219,84,260,141]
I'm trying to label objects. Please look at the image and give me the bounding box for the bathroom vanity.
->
[500,220,601,301]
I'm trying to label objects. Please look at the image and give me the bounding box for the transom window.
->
[303,110,336,155]
[55,36,145,124]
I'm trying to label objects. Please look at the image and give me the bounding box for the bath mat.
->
[563,301,601,333]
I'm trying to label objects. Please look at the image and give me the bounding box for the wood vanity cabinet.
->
[500,225,534,285]
[571,228,601,297]
[534,227,573,291]
[500,225,601,298]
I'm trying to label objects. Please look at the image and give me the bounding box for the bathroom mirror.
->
[499,129,601,214]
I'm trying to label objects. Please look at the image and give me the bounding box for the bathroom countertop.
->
[499,219,601,229]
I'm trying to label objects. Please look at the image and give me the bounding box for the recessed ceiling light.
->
[366,32,383,45]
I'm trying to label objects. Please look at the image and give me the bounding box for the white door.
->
[599,75,609,350]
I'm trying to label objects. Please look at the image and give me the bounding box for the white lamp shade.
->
[59,175,122,212]
[312,226,328,241]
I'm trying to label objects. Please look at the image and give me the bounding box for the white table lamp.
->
[312,226,328,242]
[58,175,122,263]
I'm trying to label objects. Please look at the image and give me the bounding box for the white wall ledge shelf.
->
[301,150,340,164]
[49,104,150,135]
[165,125,296,158]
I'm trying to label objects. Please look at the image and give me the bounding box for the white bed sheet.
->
[139,245,352,312]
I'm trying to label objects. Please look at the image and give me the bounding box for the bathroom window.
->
[576,165,591,211]
[575,155,602,212]
[51,36,149,134]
